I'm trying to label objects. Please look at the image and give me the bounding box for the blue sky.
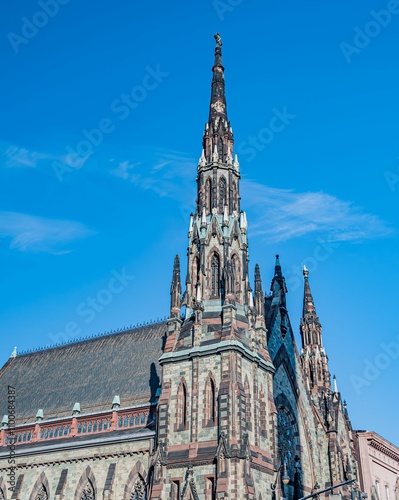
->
[1,0,399,446]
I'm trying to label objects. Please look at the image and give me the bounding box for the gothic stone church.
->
[0,37,357,500]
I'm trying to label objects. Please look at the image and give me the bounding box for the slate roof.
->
[0,322,166,425]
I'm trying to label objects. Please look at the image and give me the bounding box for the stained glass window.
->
[277,408,297,476]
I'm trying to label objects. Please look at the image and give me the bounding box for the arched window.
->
[376,481,381,500]
[244,376,251,430]
[176,380,188,429]
[277,405,300,483]
[29,472,50,500]
[308,361,314,387]
[192,255,200,289]
[211,253,220,298]
[219,177,226,213]
[218,137,224,158]
[259,386,267,438]
[205,376,216,424]
[231,255,240,296]
[205,178,212,214]
[232,181,237,211]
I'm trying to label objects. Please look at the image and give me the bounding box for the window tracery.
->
[131,477,146,500]
[36,484,48,500]
[80,480,95,500]
[277,408,298,478]
[205,376,216,424]
[176,380,188,429]
[205,178,212,213]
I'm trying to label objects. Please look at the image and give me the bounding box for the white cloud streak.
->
[0,212,95,254]
[2,144,90,173]
[241,180,393,243]
[109,150,392,244]
[110,150,196,201]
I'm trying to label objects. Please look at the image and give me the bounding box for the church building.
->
[0,35,358,500]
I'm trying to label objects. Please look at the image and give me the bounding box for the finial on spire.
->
[214,32,222,47]
[201,206,207,225]
[188,214,194,234]
[302,265,316,317]
[223,205,229,224]
[249,289,254,308]
[333,374,338,394]
[199,149,206,167]
[196,282,202,302]
[212,144,219,163]
[240,211,248,231]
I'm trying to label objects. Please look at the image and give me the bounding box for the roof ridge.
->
[16,316,168,358]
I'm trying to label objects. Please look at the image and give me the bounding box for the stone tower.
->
[300,265,332,398]
[149,34,277,500]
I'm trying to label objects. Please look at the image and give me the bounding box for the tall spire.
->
[209,33,228,123]
[300,265,322,347]
[270,255,287,309]
[302,265,317,318]
[198,35,238,218]
[254,264,264,317]
[300,266,331,393]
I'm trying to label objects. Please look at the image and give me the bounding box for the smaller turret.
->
[170,255,181,318]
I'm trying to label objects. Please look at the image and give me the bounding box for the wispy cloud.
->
[2,143,91,174]
[108,149,392,244]
[0,212,95,254]
[241,180,393,243]
[3,145,53,168]
[109,149,196,201]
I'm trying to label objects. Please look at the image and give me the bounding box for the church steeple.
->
[197,34,240,217]
[301,265,322,347]
[300,266,331,393]
[209,33,228,124]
